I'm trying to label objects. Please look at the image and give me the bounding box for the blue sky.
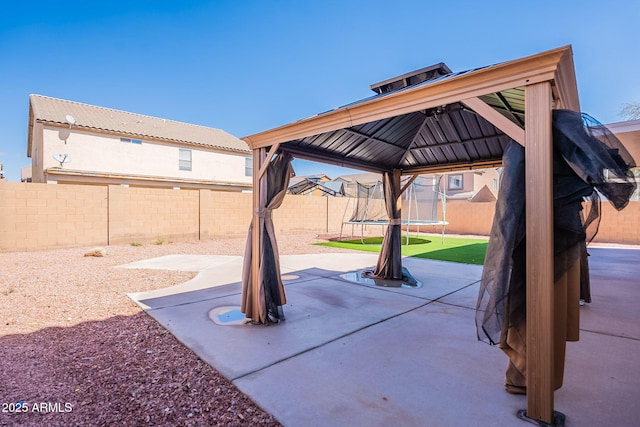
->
[1,0,638,182]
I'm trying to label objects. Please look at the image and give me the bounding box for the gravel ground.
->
[0,233,351,427]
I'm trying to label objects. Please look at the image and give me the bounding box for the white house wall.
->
[31,122,45,182]
[41,126,251,184]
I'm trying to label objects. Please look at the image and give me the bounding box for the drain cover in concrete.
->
[209,306,248,326]
[341,267,422,288]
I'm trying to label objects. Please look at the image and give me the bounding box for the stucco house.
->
[27,95,252,191]
[606,119,640,200]
[443,168,500,202]
[606,119,640,160]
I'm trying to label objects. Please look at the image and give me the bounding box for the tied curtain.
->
[241,151,293,324]
[373,169,403,279]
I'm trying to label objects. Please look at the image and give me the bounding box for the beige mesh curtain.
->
[241,151,293,324]
[373,169,403,279]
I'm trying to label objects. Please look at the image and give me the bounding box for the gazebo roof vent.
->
[369,62,452,95]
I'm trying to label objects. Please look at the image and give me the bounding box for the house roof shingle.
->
[29,94,250,154]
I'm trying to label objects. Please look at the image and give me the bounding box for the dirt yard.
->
[0,233,351,426]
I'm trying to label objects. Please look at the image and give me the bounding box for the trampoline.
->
[340,175,448,243]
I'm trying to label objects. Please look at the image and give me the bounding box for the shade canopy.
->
[242,45,580,425]
[243,46,578,174]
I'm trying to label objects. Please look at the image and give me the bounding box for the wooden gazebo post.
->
[466,84,558,424]
[250,147,266,319]
[524,81,556,424]
[248,143,283,323]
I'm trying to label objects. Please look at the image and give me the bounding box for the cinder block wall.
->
[443,201,496,236]
[108,186,199,245]
[443,200,640,245]
[1,182,638,252]
[200,190,252,238]
[327,197,351,233]
[590,201,640,245]
[0,182,107,251]
[275,195,330,234]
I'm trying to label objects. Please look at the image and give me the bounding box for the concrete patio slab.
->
[579,248,640,339]
[133,275,432,380]
[235,303,516,427]
[124,255,244,308]
[557,328,640,427]
[126,248,640,427]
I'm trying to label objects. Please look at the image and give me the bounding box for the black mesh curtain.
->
[475,110,636,388]
[477,110,637,345]
[241,152,293,324]
[475,140,525,346]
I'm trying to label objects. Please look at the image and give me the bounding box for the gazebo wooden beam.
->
[257,143,281,179]
[524,81,555,424]
[281,144,388,173]
[250,148,267,321]
[461,97,525,145]
[400,159,504,175]
[400,174,419,196]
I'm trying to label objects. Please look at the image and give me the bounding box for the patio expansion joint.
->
[430,279,481,308]
[282,275,338,286]
[229,301,433,382]
[229,282,482,383]
[580,328,640,342]
[345,277,481,304]
[434,300,478,312]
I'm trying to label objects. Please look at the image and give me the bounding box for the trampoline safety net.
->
[340,175,447,242]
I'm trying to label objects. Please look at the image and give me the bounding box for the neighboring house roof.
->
[304,174,332,181]
[288,178,345,196]
[335,172,382,184]
[289,174,331,185]
[28,94,250,155]
[322,181,345,194]
[470,185,497,202]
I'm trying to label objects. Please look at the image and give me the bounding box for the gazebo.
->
[241,45,580,425]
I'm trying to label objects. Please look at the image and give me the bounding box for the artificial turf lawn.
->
[316,235,488,265]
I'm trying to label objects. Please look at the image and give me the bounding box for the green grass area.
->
[316,235,488,265]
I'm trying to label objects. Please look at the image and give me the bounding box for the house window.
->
[448,174,463,190]
[179,149,192,171]
[492,179,498,191]
[121,138,142,144]
[245,157,253,177]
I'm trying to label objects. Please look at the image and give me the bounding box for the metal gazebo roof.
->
[243,45,577,174]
